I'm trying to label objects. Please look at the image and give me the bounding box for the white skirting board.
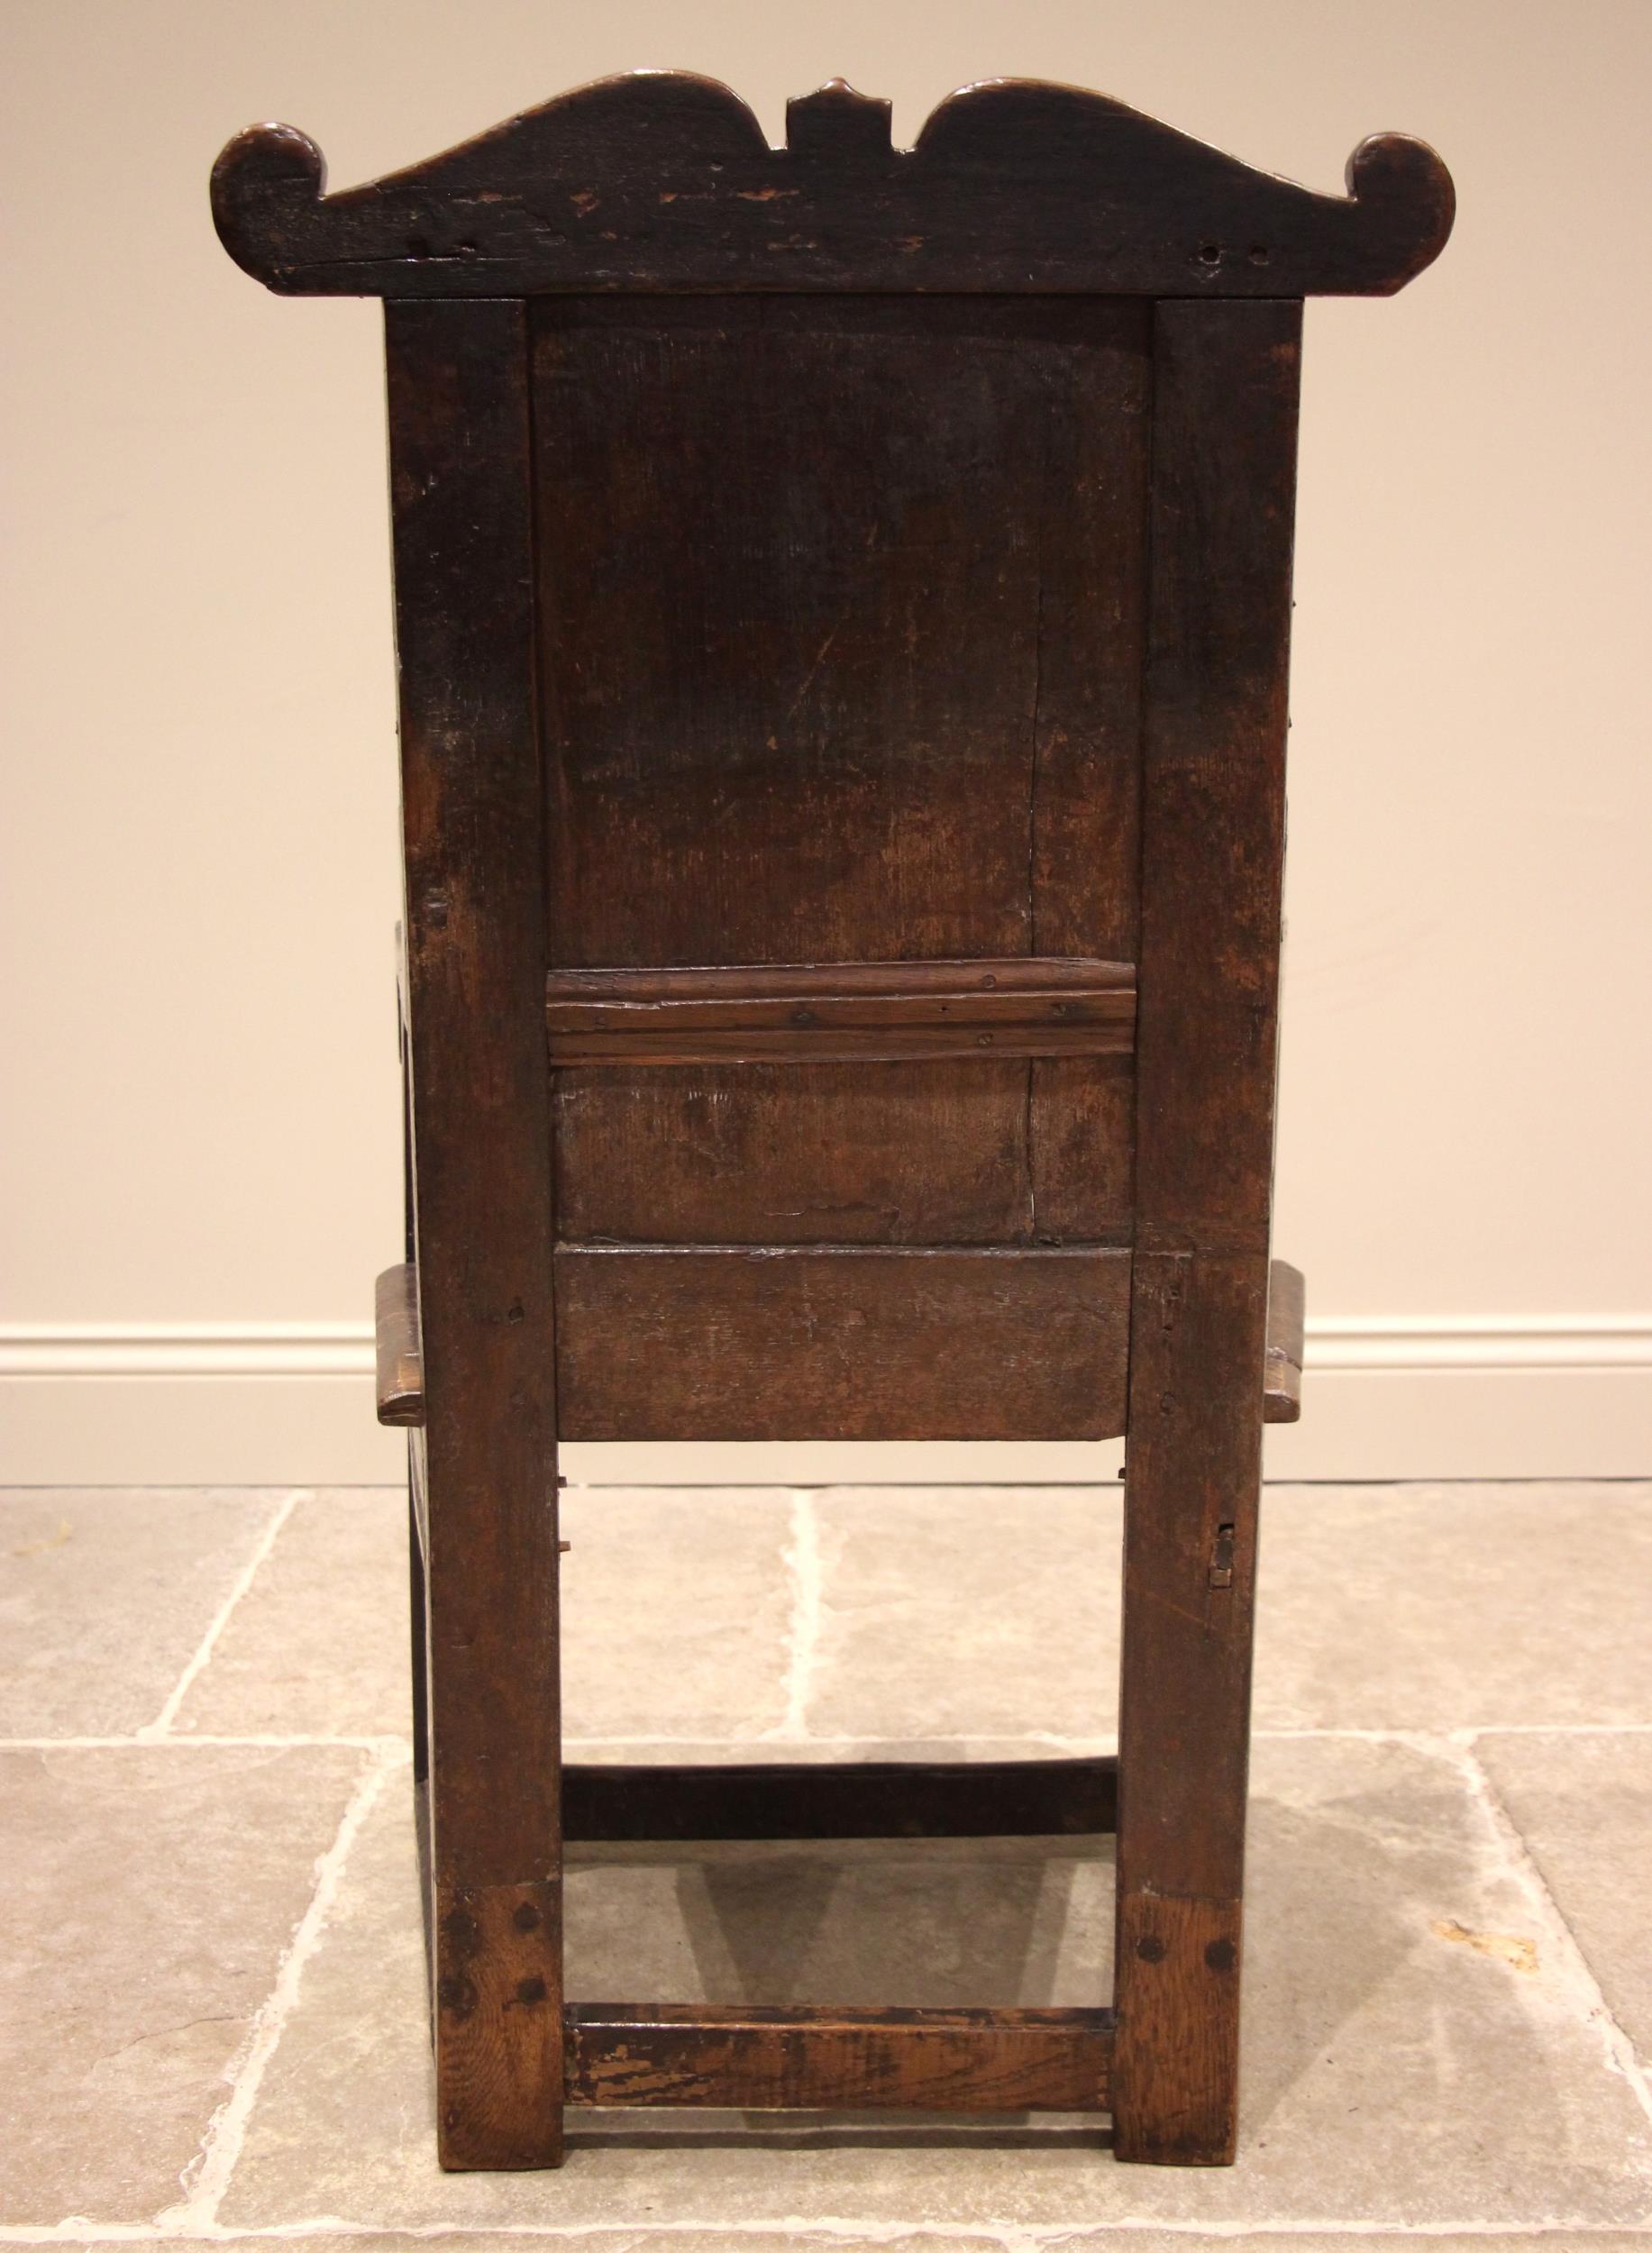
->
[0,1318,1647,1483]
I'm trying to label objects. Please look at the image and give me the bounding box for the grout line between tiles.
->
[757,1488,825,1744]
[135,1493,305,1740]
[151,1747,407,2233]
[1442,1732,1652,2130]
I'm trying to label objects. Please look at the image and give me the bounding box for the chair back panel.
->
[537,296,1145,1287]
[535,296,1148,967]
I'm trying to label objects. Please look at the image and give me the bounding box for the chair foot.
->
[433,1878,566,2169]
[1109,1891,1242,2166]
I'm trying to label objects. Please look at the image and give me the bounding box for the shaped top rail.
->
[213,71,1452,299]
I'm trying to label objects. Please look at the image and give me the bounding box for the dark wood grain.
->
[536,294,1147,1256]
[553,1245,1132,1440]
[564,2002,1114,2112]
[1113,1893,1242,2164]
[214,73,1453,299]
[1029,1054,1137,1244]
[554,1061,1043,1246]
[436,1880,564,2139]
[547,956,1134,1009]
[563,1756,1118,1841]
[546,956,1135,1079]
[553,1056,1137,1249]
[1024,282,1149,1245]
[387,298,564,2170]
[550,1025,1133,1066]
[1109,299,1301,2167]
[375,1263,424,1425]
[535,296,1146,972]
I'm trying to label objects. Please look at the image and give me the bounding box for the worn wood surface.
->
[553,1246,1133,1440]
[1264,1258,1305,1424]
[537,294,1145,1257]
[551,1022,1132,1067]
[387,298,564,2170]
[434,1879,564,2143]
[548,955,1135,1014]
[563,1756,1118,1841]
[535,296,1145,969]
[545,956,1136,1064]
[214,72,1453,299]
[554,1061,1038,1246]
[1109,299,1301,2167]
[563,2002,1114,2112]
[1114,1893,1243,2164]
[374,1263,424,1425]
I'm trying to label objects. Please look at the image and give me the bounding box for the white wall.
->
[3,0,1647,1483]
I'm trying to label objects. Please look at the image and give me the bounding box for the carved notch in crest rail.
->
[784,78,893,159]
[544,956,1137,1067]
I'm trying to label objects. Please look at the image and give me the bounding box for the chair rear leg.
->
[425,1439,566,2170]
[1109,1251,1265,2165]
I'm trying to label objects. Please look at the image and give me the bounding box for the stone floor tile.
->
[637,1482,1652,1746]
[560,1485,798,1740]
[219,1736,1652,2232]
[807,1486,1121,1742]
[0,1741,371,2226]
[568,1830,1111,2013]
[174,1485,799,1747]
[0,1488,286,1737]
[1254,1481,1652,1730]
[1476,1728,1652,2063]
[174,1488,409,1739]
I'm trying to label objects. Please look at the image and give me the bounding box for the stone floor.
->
[2,1481,1650,2251]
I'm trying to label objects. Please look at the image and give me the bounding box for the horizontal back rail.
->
[378,1254,1304,1435]
[553,1245,1132,1440]
[563,1756,1118,1841]
[546,956,1136,1066]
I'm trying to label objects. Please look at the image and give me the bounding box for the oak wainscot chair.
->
[213,72,1452,2172]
